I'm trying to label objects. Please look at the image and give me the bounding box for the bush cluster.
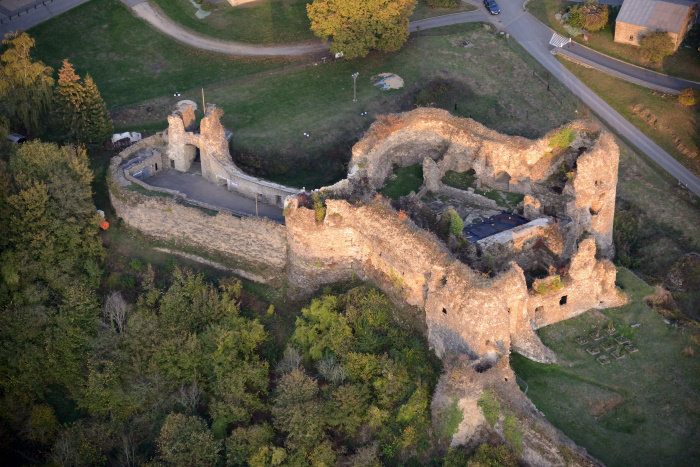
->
[426,0,460,8]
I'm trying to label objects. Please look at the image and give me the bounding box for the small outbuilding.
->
[614,0,698,50]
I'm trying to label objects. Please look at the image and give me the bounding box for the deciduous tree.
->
[307,0,417,59]
[639,31,675,63]
[0,32,54,134]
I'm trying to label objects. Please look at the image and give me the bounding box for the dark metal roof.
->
[463,212,530,242]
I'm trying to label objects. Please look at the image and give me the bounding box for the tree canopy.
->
[53,59,113,146]
[0,32,54,135]
[639,31,675,63]
[307,0,417,59]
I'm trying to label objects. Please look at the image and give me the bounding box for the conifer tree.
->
[52,60,113,146]
[52,59,84,142]
[82,74,113,146]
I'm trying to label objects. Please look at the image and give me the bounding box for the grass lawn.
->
[411,0,477,21]
[558,58,700,177]
[150,0,316,45]
[149,0,477,45]
[511,268,700,467]
[28,0,306,109]
[380,163,424,199]
[527,0,700,82]
[111,23,576,188]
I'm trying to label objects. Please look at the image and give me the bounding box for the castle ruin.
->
[109,105,626,465]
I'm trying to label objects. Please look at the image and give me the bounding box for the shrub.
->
[640,31,675,63]
[426,0,460,8]
[549,128,575,149]
[448,209,464,237]
[503,414,523,454]
[683,346,695,358]
[438,397,464,439]
[679,87,697,107]
[201,1,214,11]
[534,275,564,295]
[312,192,326,221]
[477,389,500,427]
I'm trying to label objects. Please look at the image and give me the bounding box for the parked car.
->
[7,133,27,144]
[484,0,500,15]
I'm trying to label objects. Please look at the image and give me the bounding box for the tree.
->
[639,31,675,63]
[157,413,222,466]
[307,0,417,59]
[272,369,327,451]
[567,5,608,32]
[52,60,113,146]
[679,87,697,107]
[0,32,54,134]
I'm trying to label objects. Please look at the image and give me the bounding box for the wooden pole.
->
[202,88,205,113]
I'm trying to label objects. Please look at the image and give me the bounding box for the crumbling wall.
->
[346,108,616,259]
[165,103,297,208]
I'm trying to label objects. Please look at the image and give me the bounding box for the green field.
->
[149,0,477,44]
[28,0,305,109]
[150,0,316,45]
[511,268,700,466]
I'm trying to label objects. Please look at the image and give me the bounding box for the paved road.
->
[146,170,285,223]
[0,0,90,36]
[492,0,700,196]
[566,42,700,93]
[131,2,327,56]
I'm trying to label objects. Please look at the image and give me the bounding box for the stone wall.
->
[341,108,617,259]
[285,197,624,363]
[109,157,288,272]
[165,103,298,208]
[615,5,698,51]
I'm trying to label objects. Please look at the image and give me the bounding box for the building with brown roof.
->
[614,0,697,50]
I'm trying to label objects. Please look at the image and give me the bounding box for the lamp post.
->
[351,72,359,102]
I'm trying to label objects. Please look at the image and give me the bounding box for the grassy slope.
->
[110,24,575,187]
[149,0,477,44]
[511,268,700,467]
[558,58,700,177]
[527,0,700,82]
[28,0,305,109]
[150,0,316,45]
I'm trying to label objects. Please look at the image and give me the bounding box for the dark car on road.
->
[484,0,500,15]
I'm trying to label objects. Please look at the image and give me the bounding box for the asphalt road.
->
[421,0,700,197]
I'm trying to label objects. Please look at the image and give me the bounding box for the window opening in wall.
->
[170,159,175,168]
[560,296,568,305]
[276,195,282,205]
[629,35,633,40]
[535,306,543,313]
[442,308,447,315]
[507,308,511,314]
[155,163,158,171]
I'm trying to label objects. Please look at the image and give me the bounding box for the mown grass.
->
[511,268,700,467]
[411,0,477,21]
[150,0,477,44]
[28,0,306,109]
[527,0,700,81]
[558,58,700,177]
[150,0,316,45]
[112,23,575,188]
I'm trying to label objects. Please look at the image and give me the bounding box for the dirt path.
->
[131,2,327,56]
